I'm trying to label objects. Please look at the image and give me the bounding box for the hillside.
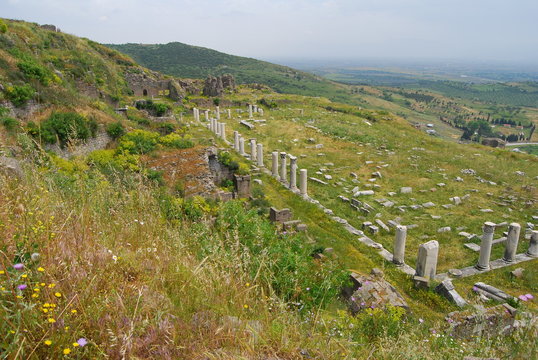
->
[1,18,537,359]
[107,42,356,104]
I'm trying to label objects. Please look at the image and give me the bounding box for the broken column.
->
[233,131,240,152]
[393,225,407,265]
[272,151,280,180]
[527,230,538,257]
[503,223,521,262]
[250,139,257,161]
[219,123,226,141]
[215,106,220,120]
[257,143,264,167]
[299,169,308,197]
[239,137,246,156]
[415,240,439,280]
[193,108,199,121]
[279,152,287,185]
[248,104,253,119]
[204,110,209,121]
[476,222,496,271]
[289,155,298,190]
[227,109,232,119]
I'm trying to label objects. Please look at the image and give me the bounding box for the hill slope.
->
[107,42,356,103]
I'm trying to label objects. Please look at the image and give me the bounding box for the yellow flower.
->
[40,283,45,287]
[245,282,250,287]
[54,292,62,298]
[72,342,79,347]
[0,270,4,275]
[48,283,56,288]
[32,293,39,298]
[16,295,23,299]
[71,309,77,314]
[43,303,50,307]
[243,304,249,309]
[42,309,49,313]
[21,274,28,278]
[64,326,69,331]
[50,304,56,308]
[37,267,45,272]
[47,318,56,323]
[63,348,71,355]
[44,340,52,346]
[34,288,40,292]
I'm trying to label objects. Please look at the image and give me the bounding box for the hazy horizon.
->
[2,0,538,64]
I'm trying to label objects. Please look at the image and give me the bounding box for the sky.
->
[1,0,538,64]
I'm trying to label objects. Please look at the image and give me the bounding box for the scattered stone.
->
[422,202,435,208]
[473,282,515,302]
[481,209,494,213]
[269,207,292,223]
[464,243,481,252]
[438,226,451,233]
[412,275,430,289]
[355,190,375,196]
[510,268,524,278]
[400,187,412,194]
[446,304,519,339]
[448,269,463,278]
[435,280,467,307]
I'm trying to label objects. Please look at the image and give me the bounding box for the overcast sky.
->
[2,0,537,64]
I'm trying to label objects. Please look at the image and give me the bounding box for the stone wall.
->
[44,131,112,159]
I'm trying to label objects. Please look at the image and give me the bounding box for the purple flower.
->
[472,286,478,292]
[525,294,534,300]
[518,295,529,302]
[419,318,424,323]
[17,284,27,290]
[77,338,88,347]
[13,263,24,270]
[360,302,365,306]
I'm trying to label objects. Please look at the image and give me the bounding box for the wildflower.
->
[243,304,249,309]
[64,326,69,331]
[112,255,118,263]
[18,284,28,290]
[47,318,56,323]
[40,283,45,287]
[72,342,79,347]
[63,348,71,355]
[42,308,49,313]
[71,309,77,314]
[37,267,45,272]
[34,288,40,292]
[32,293,39,298]
[77,338,88,347]
[54,292,62,298]
[21,274,28,278]
[43,303,50,307]
[245,282,250,287]
[16,295,23,299]
[48,283,56,288]
[44,340,52,346]
[525,294,534,300]
[13,263,24,270]
[419,318,424,323]
[518,295,528,301]
[472,286,478,292]
[0,270,4,275]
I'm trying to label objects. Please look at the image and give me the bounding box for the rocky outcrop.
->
[0,156,24,178]
[481,138,506,148]
[202,74,236,97]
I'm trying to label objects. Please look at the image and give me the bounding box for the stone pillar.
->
[259,108,264,116]
[257,143,264,167]
[233,131,240,152]
[227,109,232,119]
[299,169,308,196]
[289,155,298,190]
[204,110,209,121]
[272,151,280,180]
[415,240,439,280]
[476,222,496,271]
[253,105,258,113]
[279,152,287,184]
[193,108,198,121]
[248,104,253,119]
[216,106,220,120]
[250,139,257,161]
[219,123,226,141]
[233,174,251,199]
[527,230,538,257]
[239,137,246,156]
[503,223,520,262]
[393,225,407,265]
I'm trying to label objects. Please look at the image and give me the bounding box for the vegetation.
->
[27,112,97,147]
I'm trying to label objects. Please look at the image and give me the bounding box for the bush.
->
[118,130,159,154]
[106,122,125,139]
[217,151,239,171]
[87,149,139,172]
[1,117,20,132]
[0,19,7,34]
[135,100,171,117]
[31,112,96,146]
[4,84,35,107]
[17,60,51,85]
[159,133,194,149]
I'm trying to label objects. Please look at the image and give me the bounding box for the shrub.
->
[217,151,239,171]
[157,123,175,135]
[17,60,51,85]
[135,100,171,117]
[31,112,96,146]
[0,19,7,34]
[4,84,35,107]
[118,130,159,154]
[87,149,139,172]
[106,122,125,139]
[159,133,194,149]
[1,117,20,132]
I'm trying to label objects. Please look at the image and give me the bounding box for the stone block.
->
[269,207,292,223]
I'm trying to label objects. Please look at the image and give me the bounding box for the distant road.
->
[505,142,538,147]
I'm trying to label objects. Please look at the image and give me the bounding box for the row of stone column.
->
[271,151,308,197]
[193,107,233,122]
[248,104,264,119]
[392,222,538,279]
[209,118,226,141]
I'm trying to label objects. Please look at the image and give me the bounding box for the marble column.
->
[216,106,220,120]
[280,152,287,184]
[219,123,226,141]
[289,155,298,190]
[257,143,264,167]
[239,137,245,156]
[272,152,280,180]
[248,104,253,119]
[393,225,407,265]
[250,139,257,161]
[527,230,538,257]
[259,108,264,116]
[227,109,232,119]
[476,222,496,271]
[204,110,209,121]
[299,169,308,196]
[503,223,520,262]
[415,240,439,280]
[233,131,239,152]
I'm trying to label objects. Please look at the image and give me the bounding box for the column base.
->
[526,252,538,258]
[475,264,490,271]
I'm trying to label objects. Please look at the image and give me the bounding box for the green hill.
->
[107,42,356,103]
